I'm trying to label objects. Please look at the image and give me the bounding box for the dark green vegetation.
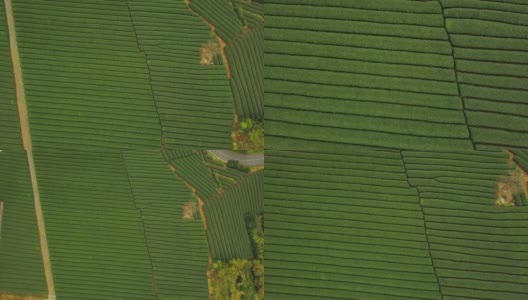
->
[265,0,528,150]
[265,149,528,299]
[207,215,264,300]
[188,0,264,122]
[0,3,21,150]
[0,151,46,297]
[2,0,263,151]
[233,118,264,152]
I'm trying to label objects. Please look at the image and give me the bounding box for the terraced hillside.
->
[123,150,210,299]
[33,150,157,300]
[402,150,528,299]
[0,2,21,150]
[188,0,264,120]
[265,0,528,150]
[0,148,264,299]
[204,170,263,261]
[4,0,264,151]
[265,149,441,299]
[0,151,47,297]
[265,149,528,299]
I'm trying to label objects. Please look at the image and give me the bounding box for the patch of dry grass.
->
[496,171,523,207]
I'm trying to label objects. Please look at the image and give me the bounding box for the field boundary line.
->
[400,151,444,298]
[185,0,233,79]
[436,0,476,150]
[4,0,56,299]
[121,151,160,300]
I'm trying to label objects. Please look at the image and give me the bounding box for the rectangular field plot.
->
[33,150,156,300]
[0,151,47,297]
[264,149,441,299]
[0,2,21,150]
[123,150,210,299]
[12,0,162,150]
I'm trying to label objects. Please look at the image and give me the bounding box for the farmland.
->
[0,2,20,150]
[0,148,264,299]
[0,151,46,298]
[1,0,263,151]
[265,0,528,150]
[265,149,528,299]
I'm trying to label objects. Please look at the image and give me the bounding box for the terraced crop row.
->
[0,1,21,150]
[204,170,263,260]
[202,151,249,188]
[440,0,528,149]
[128,0,234,149]
[188,0,264,121]
[123,150,210,299]
[265,149,441,299]
[227,26,264,120]
[32,150,156,300]
[264,0,528,150]
[187,0,244,43]
[402,150,528,300]
[0,151,46,297]
[163,150,219,200]
[11,0,162,150]
[266,148,528,299]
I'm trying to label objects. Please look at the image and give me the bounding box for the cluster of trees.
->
[207,214,264,300]
[232,118,264,152]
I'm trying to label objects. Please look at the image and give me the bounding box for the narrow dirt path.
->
[4,1,56,299]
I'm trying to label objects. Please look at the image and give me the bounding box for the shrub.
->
[232,118,264,152]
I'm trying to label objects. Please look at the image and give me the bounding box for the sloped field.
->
[188,0,264,121]
[11,0,162,150]
[0,151,46,297]
[266,149,528,299]
[264,0,528,150]
[402,150,528,299]
[440,0,528,149]
[127,0,234,149]
[33,150,156,300]
[204,171,263,261]
[265,149,441,299]
[0,2,21,150]
[123,150,210,299]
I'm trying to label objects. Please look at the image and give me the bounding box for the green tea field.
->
[1,0,264,151]
[0,149,264,299]
[265,149,528,299]
[265,0,528,150]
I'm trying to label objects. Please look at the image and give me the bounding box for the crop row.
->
[264,150,441,299]
[0,151,47,296]
[402,150,528,300]
[123,150,210,299]
[204,171,263,260]
[12,0,162,150]
[0,3,21,150]
[128,0,235,149]
[32,150,156,299]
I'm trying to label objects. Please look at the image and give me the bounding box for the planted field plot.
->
[188,0,264,121]
[265,0,528,150]
[440,0,528,149]
[127,0,234,149]
[11,0,161,150]
[32,150,156,300]
[204,171,263,260]
[402,151,528,300]
[0,151,46,297]
[227,26,264,120]
[0,2,21,150]
[265,150,441,299]
[163,150,219,200]
[203,151,250,188]
[123,150,210,299]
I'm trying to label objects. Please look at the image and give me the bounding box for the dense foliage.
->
[207,214,264,300]
[232,118,264,152]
